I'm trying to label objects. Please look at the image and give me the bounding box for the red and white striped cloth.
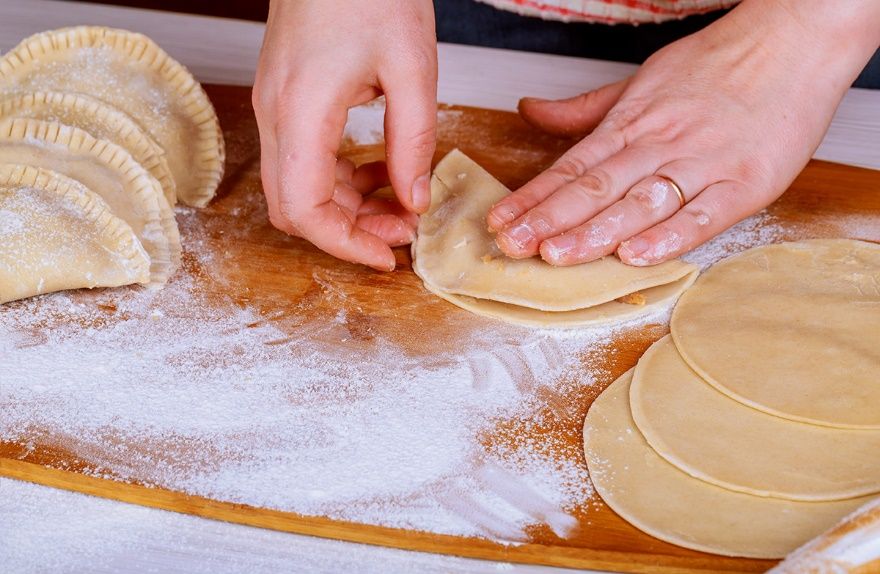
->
[475,0,740,24]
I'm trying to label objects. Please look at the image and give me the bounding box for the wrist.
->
[734,0,880,86]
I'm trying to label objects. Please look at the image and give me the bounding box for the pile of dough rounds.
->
[0,26,224,304]
[413,150,699,327]
[583,239,880,559]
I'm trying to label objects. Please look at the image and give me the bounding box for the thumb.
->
[381,57,438,215]
[518,78,630,137]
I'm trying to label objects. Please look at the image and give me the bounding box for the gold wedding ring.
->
[658,175,686,209]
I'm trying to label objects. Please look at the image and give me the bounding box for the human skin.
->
[254,0,880,270]
[253,0,436,271]
[488,0,880,266]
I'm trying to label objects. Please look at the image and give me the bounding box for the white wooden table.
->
[1,1,878,572]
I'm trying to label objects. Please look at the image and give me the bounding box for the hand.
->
[330,158,419,247]
[253,0,437,271]
[487,0,880,266]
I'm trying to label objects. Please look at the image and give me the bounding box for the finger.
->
[381,53,438,214]
[351,160,391,195]
[331,183,362,219]
[335,157,356,182]
[254,103,288,233]
[617,179,760,266]
[487,129,627,232]
[495,146,658,259]
[518,78,630,137]
[359,197,420,228]
[356,213,417,247]
[539,159,711,265]
[275,85,395,271]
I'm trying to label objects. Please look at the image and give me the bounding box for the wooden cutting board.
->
[2,85,879,574]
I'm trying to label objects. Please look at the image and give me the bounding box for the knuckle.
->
[404,47,437,76]
[569,169,612,203]
[522,210,557,236]
[626,177,673,214]
[548,156,589,183]
[400,123,437,158]
[681,204,715,229]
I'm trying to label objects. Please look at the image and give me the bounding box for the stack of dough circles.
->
[0,164,150,304]
[670,239,880,429]
[583,371,873,559]
[631,336,880,501]
[0,26,226,303]
[0,26,225,207]
[412,149,700,328]
[583,239,880,558]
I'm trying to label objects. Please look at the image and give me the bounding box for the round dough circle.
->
[425,272,697,328]
[583,370,872,558]
[631,336,880,501]
[670,239,880,429]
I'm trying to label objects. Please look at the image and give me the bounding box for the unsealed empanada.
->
[413,150,699,327]
[0,91,176,204]
[0,118,180,284]
[0,163,150,304]
[0,26,224,207]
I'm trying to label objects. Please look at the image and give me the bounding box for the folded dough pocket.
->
[412,149,699,327]
[0,164,150,304]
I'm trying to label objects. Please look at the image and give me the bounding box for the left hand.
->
[487,0,880,266]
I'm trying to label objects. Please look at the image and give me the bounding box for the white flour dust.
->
[1,477,574,574]
[4,157,860,549]
[0,202,621,542]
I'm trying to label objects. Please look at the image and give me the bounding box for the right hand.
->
[253,0,438,271]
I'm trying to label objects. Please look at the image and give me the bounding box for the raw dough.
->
[631,336,880,501]
[0,91,176,204]
[412,150,698,326]
[0,118,180,284]
[0,26,225,207]
[427,272,697,328]
[583,370,872,558]
[0,163,149,304]
[671,239,880,429]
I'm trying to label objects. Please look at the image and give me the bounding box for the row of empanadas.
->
[0,26,225,304]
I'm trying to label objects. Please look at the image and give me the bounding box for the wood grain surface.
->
[2,85,879,574]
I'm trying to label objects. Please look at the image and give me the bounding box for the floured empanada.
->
[0,91,176,204]
[0,118,180,285]
[0,163,149,304]
[412,150,699,327]
[0,26,225,207]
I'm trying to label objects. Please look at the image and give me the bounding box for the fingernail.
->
[542,234,577,263]
[500,222,535,250]
[411,174,430,213]
[487,205,515,231]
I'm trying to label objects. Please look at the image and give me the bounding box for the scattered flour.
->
[0,477,580,574]
[0,208,25,235]
[0,194,622,544]
[1,193,834,549]
[682,210,787,269]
